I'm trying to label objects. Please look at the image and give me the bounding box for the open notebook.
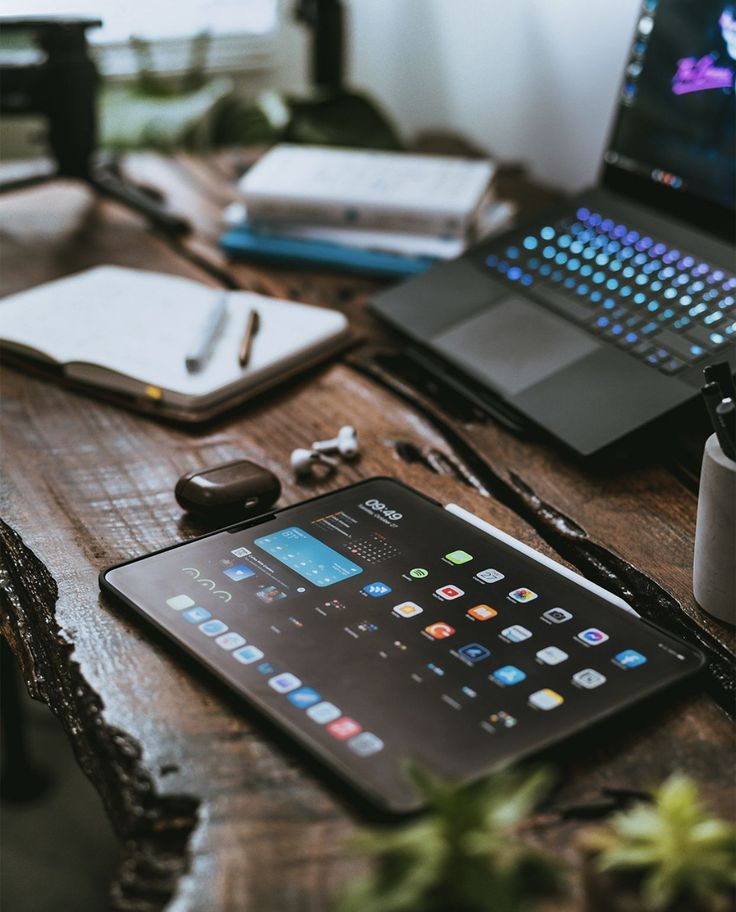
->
[0,267,350,422]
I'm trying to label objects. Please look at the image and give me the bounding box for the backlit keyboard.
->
[484,207,735,376]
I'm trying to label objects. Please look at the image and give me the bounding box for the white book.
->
[239,144,495,238]
[0,266,350,421]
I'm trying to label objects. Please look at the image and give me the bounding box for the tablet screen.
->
[102,478,703,812]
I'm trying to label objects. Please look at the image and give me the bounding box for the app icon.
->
[393,601,423,618]
[458,643,491,663]
[614,649,647,669]
[445,550,473,565]
[489,710,517,729]
[327,717,362,740]
[348,732,384,756]
[424,622,456,639]
[536,646,569,665]
[435,585,464,600]
[199,619,228,637]
[572,668,607,689]
[223,564,255,582]
[268,672,302,694]
[509,588,538,603]
[467,604,497,621]
[362,581,392,598]
[215,632,246,651]
[167,594,195,610]
[306,701,342,724]
[576,628,610,646]
[233,645,265,665]
[476,568,505,584]
[287,687,321,709]
[182,606,211,624]
[231,547,251,558]
[409,568,429,579]
[501,624,532,643]
[529,689,564,711]
[492,665,527,686]
[543,607,573,624]
[256,660,274,674]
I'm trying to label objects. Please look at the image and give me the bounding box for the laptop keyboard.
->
[484,207,735,376]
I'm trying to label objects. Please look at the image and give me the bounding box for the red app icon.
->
[327,716,362,740]
[424,622,456,639]
[435,585,465,600]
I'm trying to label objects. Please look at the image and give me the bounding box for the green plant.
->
[585,774,736,911]
[334,765,561,912]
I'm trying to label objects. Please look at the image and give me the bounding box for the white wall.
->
[321,0,643,191]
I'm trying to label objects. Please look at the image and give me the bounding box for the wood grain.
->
[1,155,733,912]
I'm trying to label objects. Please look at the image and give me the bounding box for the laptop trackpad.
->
[432,295,600,396]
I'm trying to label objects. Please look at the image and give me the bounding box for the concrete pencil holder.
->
[693,433,736,625]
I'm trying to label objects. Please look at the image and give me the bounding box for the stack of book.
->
[220,144,514,278]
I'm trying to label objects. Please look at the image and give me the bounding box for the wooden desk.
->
[1,154,733,912]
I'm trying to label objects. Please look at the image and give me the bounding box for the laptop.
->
[370,0,735,457]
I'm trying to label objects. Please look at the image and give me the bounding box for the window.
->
[16,0,280,75]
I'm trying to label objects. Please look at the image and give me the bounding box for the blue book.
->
[220,224,437,278]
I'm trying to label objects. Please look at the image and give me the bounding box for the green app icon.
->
[409,567,429,579]
[446,550,473,565]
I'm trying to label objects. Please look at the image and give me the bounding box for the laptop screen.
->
[604,0,735,211]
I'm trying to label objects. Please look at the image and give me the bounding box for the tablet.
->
[100,477,704,813]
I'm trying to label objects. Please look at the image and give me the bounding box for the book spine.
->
[243,195,470,238]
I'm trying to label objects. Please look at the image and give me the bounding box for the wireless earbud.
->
[312,425,359,460]
[290,447,338,479]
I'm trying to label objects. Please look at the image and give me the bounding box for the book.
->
[238,144,495,238]
[0,266,350,422]
[220,201,516,278]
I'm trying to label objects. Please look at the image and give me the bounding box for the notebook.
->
[0,266,351,422]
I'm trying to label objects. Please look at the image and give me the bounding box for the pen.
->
[185,293,228,373]
[238,308,260,368]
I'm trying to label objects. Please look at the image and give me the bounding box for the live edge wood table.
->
[0,152,733,912]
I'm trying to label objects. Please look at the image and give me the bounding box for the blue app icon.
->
[182,607,211,624]
[224,564,256,582]
[458,643,491,663]
[199,619,228,637]
[362,581,392,598]
[287,687,321,709]
[614,649,647,668]
[492,665,527,686]
[257,661,275,675]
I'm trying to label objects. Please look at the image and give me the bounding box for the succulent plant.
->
[584,774,736,911]
[334,765,561,912]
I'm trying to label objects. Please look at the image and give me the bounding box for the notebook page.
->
[0,266,347,398]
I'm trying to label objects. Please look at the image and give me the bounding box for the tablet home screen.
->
[103,478,702,812]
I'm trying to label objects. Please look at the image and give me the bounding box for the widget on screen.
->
[255,527,363,587]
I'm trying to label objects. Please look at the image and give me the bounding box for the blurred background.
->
[5,0,642,189]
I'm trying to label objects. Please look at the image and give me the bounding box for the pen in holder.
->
[693,433,736,625]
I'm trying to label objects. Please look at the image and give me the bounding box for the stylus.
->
[444,503,640,618]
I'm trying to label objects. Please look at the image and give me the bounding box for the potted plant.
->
[580,774,736,912]
[334,765,562,912]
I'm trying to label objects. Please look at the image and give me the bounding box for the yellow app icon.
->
[392,601,423,618]
[529,688,564,711]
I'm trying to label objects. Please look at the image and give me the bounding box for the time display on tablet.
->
[102,478,703,812]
